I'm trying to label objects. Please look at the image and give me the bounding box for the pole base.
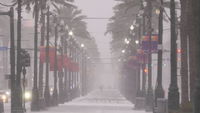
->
[194,83,200,113]
[52,89,58,106]
[135,97,145,109]
[157,98,168,113]
[155,85,165,98]
[145,88,154,112]
[168,86,179,112]
[38,97,46,110]
[44,87,51,107]
[31,88,40,111]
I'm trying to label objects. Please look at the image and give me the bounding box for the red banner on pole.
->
[39,46,56,64]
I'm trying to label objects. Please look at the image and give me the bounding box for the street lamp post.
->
[155,0,165,98]
[141,1,147,100]
[135,15,143,109]
[44,6,51,107]
[63,37,69,102]
[74,44,78,97]
[0,7,15,113]
[71,40,76,99]
[0,7,18,113]
[68,40,72,100]
[145,0,153,111]
[168,0,180,112]
[31,0,39,110]
[154,1,165,111]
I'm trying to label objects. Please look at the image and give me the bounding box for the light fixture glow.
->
[81,43,85,48]
[155,9,160,15]
[130,25,134,30]
[122,50,125,53]
[69,31,73,36]
[135,40,139,44]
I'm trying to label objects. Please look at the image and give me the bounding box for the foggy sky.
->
[75,0,116,59]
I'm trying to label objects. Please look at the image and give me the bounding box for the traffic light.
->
[20,49,31,67]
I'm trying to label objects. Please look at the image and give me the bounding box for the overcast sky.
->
[75,0,116,59]
[0,0,116,59]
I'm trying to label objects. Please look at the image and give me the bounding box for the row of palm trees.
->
[11,0,99,112]
[107,0,200,113]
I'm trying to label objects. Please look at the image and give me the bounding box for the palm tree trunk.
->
[190,0,200,112]
[31,0,39,110]
[16,0,23,112]
[38,1,46,109]
[180,0,189,104]
[187,0,197,102]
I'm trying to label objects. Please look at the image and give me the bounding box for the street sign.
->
[141,34,158,53]
[0,47,8,51]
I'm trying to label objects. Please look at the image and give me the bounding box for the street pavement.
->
[4,89,151,113]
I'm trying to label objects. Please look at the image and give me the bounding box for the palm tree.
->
[16,0,75,108]
[53,6,90,39]
[180,0,189,105]
[188,0,200,112]
[51,6,91,102]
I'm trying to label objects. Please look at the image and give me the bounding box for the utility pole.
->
[168,0,179,112]
[31,0,39,111]
[145,0,153,111]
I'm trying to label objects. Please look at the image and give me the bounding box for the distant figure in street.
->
[99,85,103,92]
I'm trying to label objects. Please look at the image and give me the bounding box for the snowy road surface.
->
[5,89,151,113]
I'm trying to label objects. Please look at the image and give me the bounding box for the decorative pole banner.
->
[57,55,63,72]
[63,54,70,69]
[50,54,63,72]
[39,46,56,63]
[141,34,158,53]
[136,49,148,64]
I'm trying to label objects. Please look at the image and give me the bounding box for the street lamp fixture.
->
[155,9,160,15]
[126,40,130,44]
[122,50,125,53]
[81,43,85,48]
[124,38,130,44]
[69,31,73,36]
[143,1,147,7]
[135,40,139,44]
[130,25,135,30]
